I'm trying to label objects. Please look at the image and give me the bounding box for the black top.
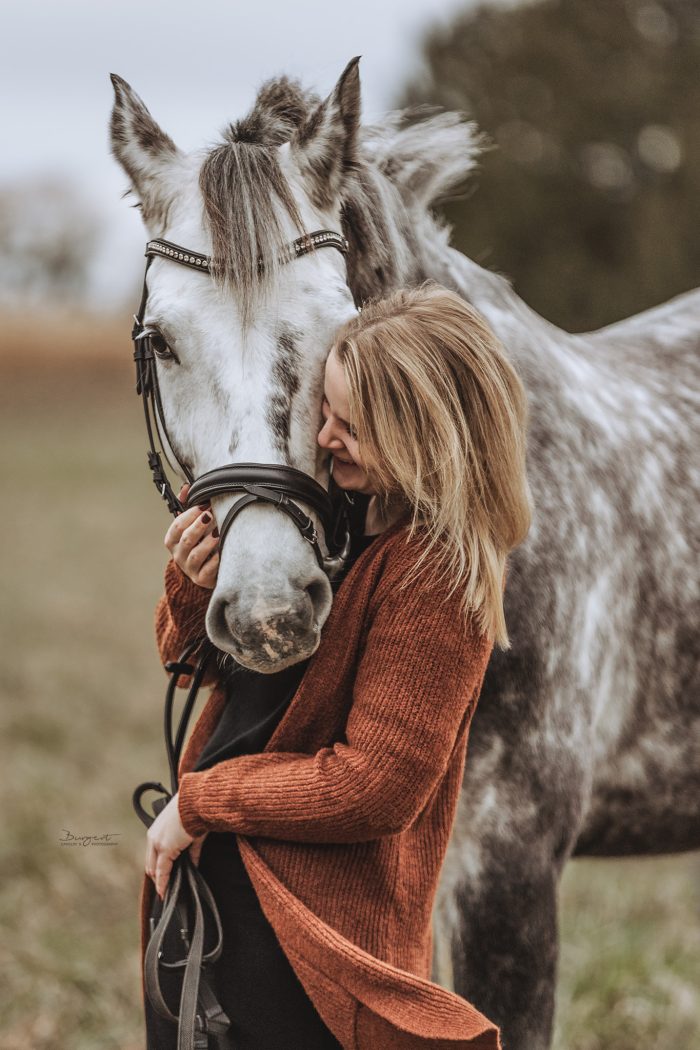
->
[192,492,377,772]
[145,491,377,1049]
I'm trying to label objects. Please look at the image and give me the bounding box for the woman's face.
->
[317,348,377,495]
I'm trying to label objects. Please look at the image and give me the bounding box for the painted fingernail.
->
[201,513,211,524]
[212,527,219,538]
[197,503,209,511]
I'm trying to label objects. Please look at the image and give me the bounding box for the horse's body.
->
[433,254,700,1045]
[111,61,700,1049]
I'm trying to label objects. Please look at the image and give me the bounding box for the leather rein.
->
[131,228,353,1049]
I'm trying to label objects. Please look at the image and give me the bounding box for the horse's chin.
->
[214,630,323,672]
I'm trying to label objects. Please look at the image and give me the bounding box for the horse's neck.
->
[443,247,563,343]
[426,243,587,398]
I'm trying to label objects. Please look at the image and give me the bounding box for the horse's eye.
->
[149,329,177,362]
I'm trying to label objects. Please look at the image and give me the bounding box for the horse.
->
[110,58,700,1049]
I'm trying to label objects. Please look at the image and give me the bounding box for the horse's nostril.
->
[305,576,329,616]
[207,593,235,643]
[221,594,313,646]
[206,571,333,664]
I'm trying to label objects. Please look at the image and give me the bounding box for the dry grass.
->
[0,317,697,1049]
[0,352,175,1049]
[0,307,129,372]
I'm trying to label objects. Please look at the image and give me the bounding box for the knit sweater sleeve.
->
[155,559,215,688]
[177,559,494,842]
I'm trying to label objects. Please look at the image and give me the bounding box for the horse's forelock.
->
[197,76,324,327]
[199,141,305,326]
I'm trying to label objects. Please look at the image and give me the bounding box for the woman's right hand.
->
[164,484,220,589]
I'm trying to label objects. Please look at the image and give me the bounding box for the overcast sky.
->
[2,0,512,304]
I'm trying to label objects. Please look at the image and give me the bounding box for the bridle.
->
[131,227,353,569]
[131,228,355,1049]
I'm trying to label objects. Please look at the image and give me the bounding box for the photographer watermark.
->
[59,829,122,847]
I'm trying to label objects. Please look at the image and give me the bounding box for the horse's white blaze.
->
[214,272,353,664]
[138,170,358,668]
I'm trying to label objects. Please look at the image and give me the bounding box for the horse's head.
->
[110,59,488,671]
[110,62,363,672]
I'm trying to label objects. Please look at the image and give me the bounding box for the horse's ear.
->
[109,74,182,226]
[290,56,361,211]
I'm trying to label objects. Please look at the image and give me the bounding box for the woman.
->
[141,282,532,1050]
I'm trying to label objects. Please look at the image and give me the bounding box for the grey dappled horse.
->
[110,58,700,1050]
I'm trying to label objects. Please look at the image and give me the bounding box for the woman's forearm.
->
[177,575,493,842]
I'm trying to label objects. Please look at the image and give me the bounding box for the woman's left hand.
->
[145,792,195,900]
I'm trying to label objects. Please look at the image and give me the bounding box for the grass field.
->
[0,318,698,1049]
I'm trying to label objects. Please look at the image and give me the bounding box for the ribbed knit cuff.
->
[164,558,212,615]
[177,772,210,837]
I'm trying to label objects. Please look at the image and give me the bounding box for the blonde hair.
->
[331,281,532,650]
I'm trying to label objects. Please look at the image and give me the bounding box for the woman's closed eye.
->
[322,396,358,439]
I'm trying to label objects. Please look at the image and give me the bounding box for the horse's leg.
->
[446,853,560,1050]
[433,741,586,1050]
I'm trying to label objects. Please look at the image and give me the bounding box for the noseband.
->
[131,228,353,572]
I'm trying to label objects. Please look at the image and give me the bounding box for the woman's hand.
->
[145,791,207,899]
[164,484,220,589]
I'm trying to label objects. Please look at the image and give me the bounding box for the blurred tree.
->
[0,177,100,307]
[399,0,700,331]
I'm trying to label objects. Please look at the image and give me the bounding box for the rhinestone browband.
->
[145,230,349,274]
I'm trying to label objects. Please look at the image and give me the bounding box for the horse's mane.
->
[198,73,490,320]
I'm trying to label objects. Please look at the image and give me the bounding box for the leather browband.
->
[145,229,349,274]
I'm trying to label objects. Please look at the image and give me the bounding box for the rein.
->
[131,228,353,1048]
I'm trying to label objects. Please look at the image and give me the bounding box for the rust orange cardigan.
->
[140,516,503,1049]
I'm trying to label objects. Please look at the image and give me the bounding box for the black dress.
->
[145,493,376,1050]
